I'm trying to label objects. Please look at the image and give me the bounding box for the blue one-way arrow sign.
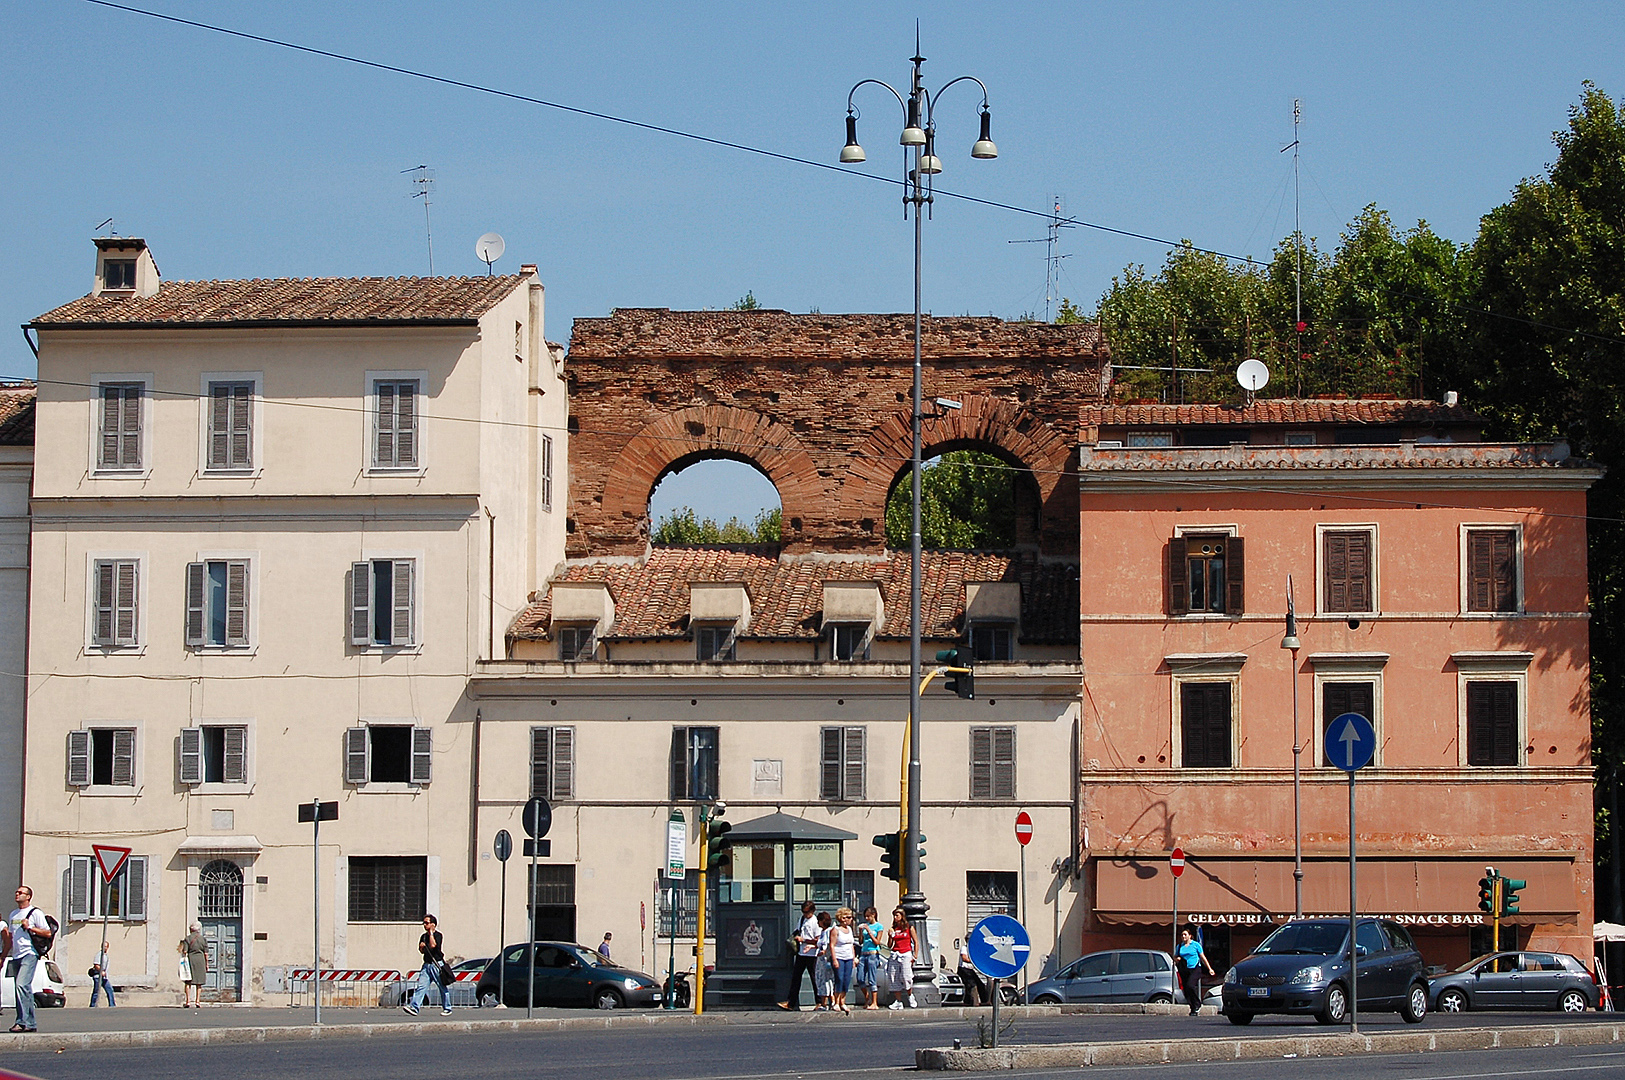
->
[1330,712,1376,772]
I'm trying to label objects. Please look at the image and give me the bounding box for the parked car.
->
[475,941,662,1009]
[379,957,494,1007]
[1025,949,1179,1005]
[1428,951,1599,1013]
[1220,917,1428,1026]
[1,957,66,1010]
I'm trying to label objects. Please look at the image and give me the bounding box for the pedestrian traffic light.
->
[1477,871,1497,914]
[1500,877,1526,916]
[935,648,975,699]
[874,831,901,882]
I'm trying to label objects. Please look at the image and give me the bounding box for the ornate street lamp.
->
[841,37,997,1004]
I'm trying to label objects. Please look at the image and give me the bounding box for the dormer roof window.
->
[92,237,161,298]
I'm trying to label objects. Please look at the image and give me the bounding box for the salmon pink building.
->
[1075,401,1600,974]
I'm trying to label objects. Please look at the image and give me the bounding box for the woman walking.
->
[1176,928,1215,1015]
[812,911,834,1011]
[179,923,208,1007]
[827,908,857,1014]
[886,907,917,1009]
[856,907,886,1009]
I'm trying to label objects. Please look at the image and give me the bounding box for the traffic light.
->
[914,830,927,873]
[707,819,733,872]
[874,831,901,882]
[1477,870,1497,914]
[1501,877,1526,916]
[935,648,975,699]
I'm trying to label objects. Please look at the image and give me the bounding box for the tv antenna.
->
[403,165,435,275]
[1280,101,1304,394]
[475,233,505,275]
[1008,194,1074,321]
[94,218,117,238]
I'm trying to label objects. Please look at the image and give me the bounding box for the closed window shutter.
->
[669,728,688,800]
[350,563,372,645]
[530,727,551,799]
[1324,532,1371,612]
[1488,683,1518,765]
[375,382,396,465]
[111,728,136,786]
[100,387,122,468]
[68,730,91,787]
[844,726,866,801]
[344,727,370,784]
[68,856,92,921]
[395,383,417,465]
[970,727,993,800]
[410,726,433,784]
[230,383,251,467]
[990,727,1016,798]
[1167,538,1189,616]
[225,560,249,645]
[541,435,553,511]
[1322,682,1375,766]
[552,727,574,800]
[392,560,415,645]
[1468,530,1518,613]
[821,727,843,800]
[119,386,141,466]
[209,384,231,467]
[1183,684,1231,767]
[179,726,203,785]
[1224,535,1246,616]
[223,725,248,782]
[1345,533,1371,611]
[94,561,116,644]
[185,562,206,645]
[124,855,148,921]
[114,561,138,645]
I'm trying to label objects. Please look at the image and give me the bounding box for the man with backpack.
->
[5,885,55,1033]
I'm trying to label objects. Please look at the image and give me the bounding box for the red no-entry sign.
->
[1014,812,1033,846]
[1170,848,1185,878]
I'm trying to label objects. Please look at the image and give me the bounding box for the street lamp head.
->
[971,108,998,159]
[841,114,866,163]
[1281,602,1301,650]
[901,95,927,146]
[919,129,943,175]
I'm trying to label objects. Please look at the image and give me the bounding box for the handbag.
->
[178,956,192,981]
[88,964,101,978]
[437,960,454,986]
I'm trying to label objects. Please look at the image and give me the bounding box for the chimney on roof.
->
[1444,391,1459,407]
[93,237,160,299]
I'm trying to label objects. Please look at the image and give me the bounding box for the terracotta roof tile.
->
[29,276,523,328]
[510,547,1078,645]
[569,309,1106,361]
[1083,399,1481,426]
[0,384,36,446]
[1077,441,1596,473]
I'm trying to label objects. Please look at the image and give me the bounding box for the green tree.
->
[885,450,1016,549]
[652,506,781,544]
[729,291,761,311]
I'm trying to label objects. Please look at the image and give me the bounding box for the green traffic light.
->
[1501,877,1526,915]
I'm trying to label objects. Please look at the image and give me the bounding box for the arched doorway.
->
[198,860,244,1002]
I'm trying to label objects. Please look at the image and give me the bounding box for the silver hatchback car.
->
[1025,949,1180,1004]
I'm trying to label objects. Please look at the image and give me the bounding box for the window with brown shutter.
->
[98,383,143,470]
[1323,530,1374,612]
[1467,530,1519,613]
[206,381,253,470]
[1466,681,1519,766]
[1180,683,1232,767]
[820,726,866,801]
[530,726,576,801]
[1169,535,1244,616]
[373,379,420,468]
[970,726,1017,799]
[1321,682,1375,767]
[93,558,139,647]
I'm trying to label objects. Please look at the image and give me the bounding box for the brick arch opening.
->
[848,394,1075,551]
[598,406,823,551]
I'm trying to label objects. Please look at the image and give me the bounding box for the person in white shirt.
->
[89,940,116,1007]
[5,886,53,1033]
[778,901,820,1010]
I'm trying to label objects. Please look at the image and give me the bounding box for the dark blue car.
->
[1220,917,1428,1025]
[475,941,663,1009]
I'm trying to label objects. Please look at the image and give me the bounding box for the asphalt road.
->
[10,1010,1623,1080]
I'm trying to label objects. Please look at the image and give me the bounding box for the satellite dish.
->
[475,232,505,275]
[1236,358,1270,392]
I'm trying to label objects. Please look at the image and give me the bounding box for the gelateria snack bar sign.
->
[1187,912,1489,927]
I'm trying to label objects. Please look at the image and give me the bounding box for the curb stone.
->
[914,1021,1625,1070]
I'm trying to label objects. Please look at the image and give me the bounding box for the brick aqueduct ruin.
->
[563,309,1111,559]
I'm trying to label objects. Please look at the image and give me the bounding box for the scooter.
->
[662,969,692,1009]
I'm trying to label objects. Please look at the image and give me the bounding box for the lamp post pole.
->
[1282,576,1303,918]
[843,37,997,1001]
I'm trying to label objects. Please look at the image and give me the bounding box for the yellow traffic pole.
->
[695,816,708,1014]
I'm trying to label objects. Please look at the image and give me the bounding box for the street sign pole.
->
[90,844,130,1008]
[294,800,336,1025]
[1329,711,1375,1035]
[666,808,686,1010]
[522,796,552,1021]
[1170,848,1184,963]
[967,915,1030,1050]
[1014,812,1032,1001]
[494,830,512,1009]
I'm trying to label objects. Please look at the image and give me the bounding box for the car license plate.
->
[651,992,662,1002]
[1247,987,1269,998]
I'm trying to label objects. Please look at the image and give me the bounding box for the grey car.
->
[1220,917,1428,1025]
[1025,949,1180,1004]
[1429,951,1599,1013]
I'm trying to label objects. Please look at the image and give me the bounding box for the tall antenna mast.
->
[404,165,435,275]
[1291,100,1302,394]
[1008,195,1074,321]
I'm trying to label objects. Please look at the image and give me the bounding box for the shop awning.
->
[1093,855,1578,928]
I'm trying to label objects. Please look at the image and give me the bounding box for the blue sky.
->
[5,2,1622,522]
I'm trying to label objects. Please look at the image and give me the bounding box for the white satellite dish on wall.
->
[475,232,506,275]
[1236,358,1270,392]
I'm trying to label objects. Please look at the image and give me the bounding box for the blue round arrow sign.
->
[967,914,1031,980]
[1328,712,1376,772]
